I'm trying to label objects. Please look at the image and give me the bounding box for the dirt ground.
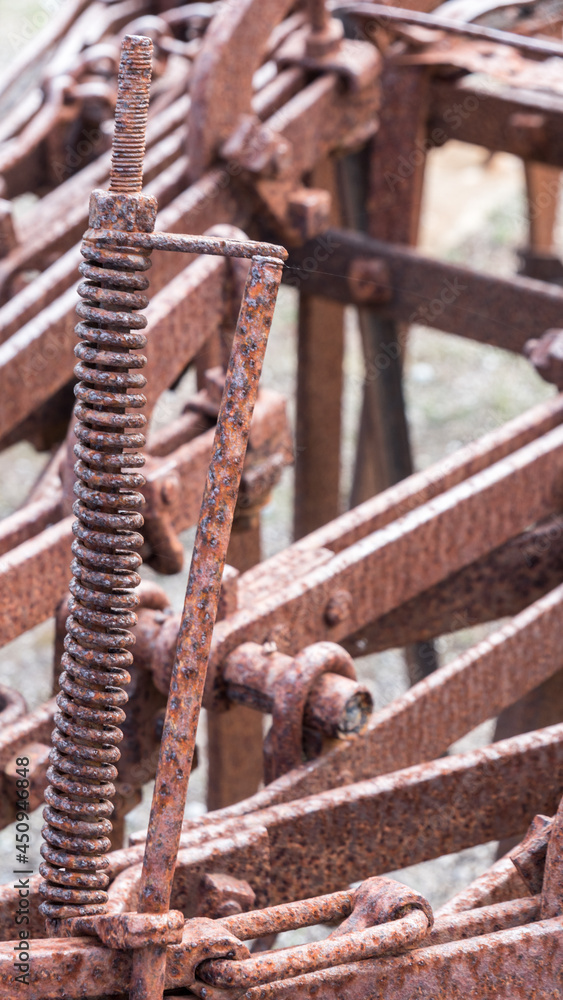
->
[0,5,558,912]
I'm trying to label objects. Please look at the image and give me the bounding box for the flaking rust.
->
[40,34,156,923]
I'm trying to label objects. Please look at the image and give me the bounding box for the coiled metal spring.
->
[39,240,152,918]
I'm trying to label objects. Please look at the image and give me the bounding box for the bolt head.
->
[348,257,392,304]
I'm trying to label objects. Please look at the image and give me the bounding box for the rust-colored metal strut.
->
[38,34,286,980]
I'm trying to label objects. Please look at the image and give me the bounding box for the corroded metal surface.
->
[40,36,156,922]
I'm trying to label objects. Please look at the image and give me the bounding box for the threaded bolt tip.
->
[109,34,153,196]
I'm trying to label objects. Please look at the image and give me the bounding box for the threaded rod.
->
[109,34,153,195]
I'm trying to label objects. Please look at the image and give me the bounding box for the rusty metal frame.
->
[2,381,563,997]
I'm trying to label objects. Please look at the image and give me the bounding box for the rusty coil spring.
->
[39,239,151,919]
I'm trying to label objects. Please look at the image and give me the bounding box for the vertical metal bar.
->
[309,0,330,31]
[206,703,264,810]
[347,63,430,504]
[339,63,439,680]
[294,294,345,538]
[207,523,264,812]
[294,158,345,540]
[521,162,560,271]
[130,253,284,1000]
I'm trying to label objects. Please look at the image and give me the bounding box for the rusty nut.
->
[324,590,353,627]
[348,257,392,304]
[87,189,157,232]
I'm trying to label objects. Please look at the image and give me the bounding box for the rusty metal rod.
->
[198,911,429,988]
[333,1,563,59]
[84,229,287,260]
[222,888,355,940]
[130,251,285,999]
